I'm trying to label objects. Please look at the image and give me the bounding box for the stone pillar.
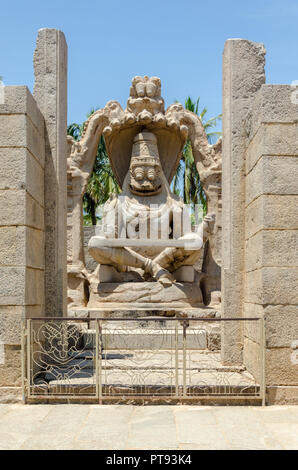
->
[244,85,298,404]
[33,29,67,317]
[221,39,265,364]
[0,86,45,401]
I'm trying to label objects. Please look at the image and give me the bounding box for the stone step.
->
[82,328,208,350]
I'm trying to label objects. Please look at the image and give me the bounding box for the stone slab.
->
[246,122,298,174]
[0,86,44,137]
[245,195,298,239]
[0,190,44,230]
[245,267,298,305]
[245,230,298,271]
[246,155,298,206]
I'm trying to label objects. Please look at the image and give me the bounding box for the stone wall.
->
[243,85,298,404]
[221,39,266,365]
[0,86,45,401]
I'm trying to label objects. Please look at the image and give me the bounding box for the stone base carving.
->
[87,281,204,309]
[98,264,196,283]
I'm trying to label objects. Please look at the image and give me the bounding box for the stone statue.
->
[88,131,216,288]
[67,76,222,309]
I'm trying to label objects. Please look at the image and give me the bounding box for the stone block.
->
[0,266,44,306]
[25,268,44,306]
[0,148,44,205]
[245,230,298,271]
[266,347,298,386]
[0,226,44,269]
[245,195,298,239]
[0,310,22,344]
[0,86,44,136]
[0,305,43,323]
[0,227,25,266]
[267,386,298,405]
[264,305,298,348]
[245,267,298,305]
[249,85,298,139]
[0,114,44,164]
[0,345,22,387]
[0,267,25,305]
[246,123,298,173]
[246,156,298,206]
[0,190,44,230]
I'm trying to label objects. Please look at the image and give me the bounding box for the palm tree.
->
[67,110,120,225]
[171,97,222,215]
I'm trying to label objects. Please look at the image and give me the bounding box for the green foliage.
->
[171,97,222,215]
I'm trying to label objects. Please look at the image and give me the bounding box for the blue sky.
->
[1,0,298,130]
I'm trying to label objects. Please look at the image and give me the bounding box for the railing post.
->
[175,321,179,397]
[260,316,266,406]
[96,320,102,402]
[182,320,189,397]
[26,319,31,399]
[21,319,27,403]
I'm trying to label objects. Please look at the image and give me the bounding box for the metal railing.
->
[22,317,265,404]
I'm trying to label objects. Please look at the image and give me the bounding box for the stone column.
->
[0,86,45,401]
[221,39,265,364]
[244,85,298,403]
[33,29,68,317]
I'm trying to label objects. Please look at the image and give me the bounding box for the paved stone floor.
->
[0,404,297,450]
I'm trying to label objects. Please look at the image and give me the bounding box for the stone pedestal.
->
[87,281,204,309]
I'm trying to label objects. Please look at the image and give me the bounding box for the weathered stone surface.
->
[101,328,207,350]
[245,195,298,239]
[0,86,44,137]
[0,267,26,305]
[25,268,44,306]
[0,114,44,163]
[245,267,298,305]
[0,227,44,269]
[0,267,44,306]
[243,336,262,384]
[245,230,298,271]
[264,305,298,348]
[0,387,22,403]
[25,228,44,269]
[0,311,22,344]
[0,227,24,266]
[266,348,298,386]
[0,148,44,205]
[246,123,298,174]
[221,38,265,365]
[246,156,298,206]
[88,282,203,308]
[0,190,44,230]
[34,28,67,317]
[248,85,298,139]
[267,386,298,405]
[0,345,22,387]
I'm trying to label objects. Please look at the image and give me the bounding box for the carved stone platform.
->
[87,281,204,309]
